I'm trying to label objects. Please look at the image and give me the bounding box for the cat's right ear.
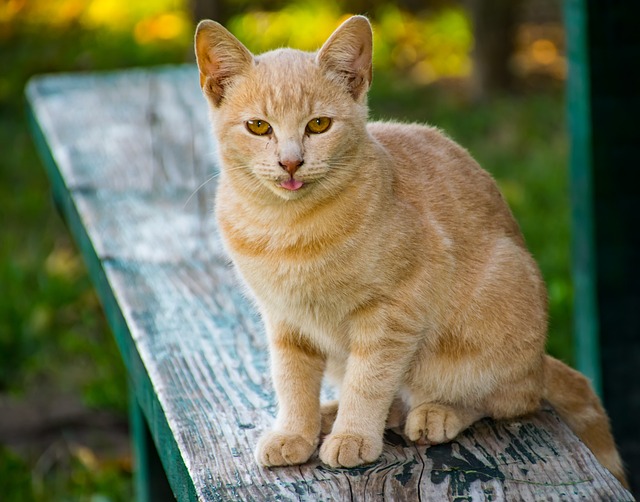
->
[195,20,254,106]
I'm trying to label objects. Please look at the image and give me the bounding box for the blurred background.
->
[1,0,568,499]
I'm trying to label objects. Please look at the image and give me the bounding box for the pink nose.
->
[279,158,304,176]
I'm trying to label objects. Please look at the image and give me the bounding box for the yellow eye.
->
[306,117,332,134]
[246,119,272,136]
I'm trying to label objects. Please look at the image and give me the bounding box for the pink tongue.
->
[280,179,303,191]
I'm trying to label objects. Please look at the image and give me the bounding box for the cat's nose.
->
[279,158,304,176]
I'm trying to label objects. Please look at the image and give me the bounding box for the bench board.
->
[26,66,633,501]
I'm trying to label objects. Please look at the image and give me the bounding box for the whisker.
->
[183,171,219,209]
[183,164,252,207]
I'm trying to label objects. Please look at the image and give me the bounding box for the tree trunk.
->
[466,0,523,99]
[189,0,228,24]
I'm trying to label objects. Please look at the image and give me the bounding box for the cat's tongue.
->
[280,179,304,191]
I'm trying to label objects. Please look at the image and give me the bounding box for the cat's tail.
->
[543,355,628,488]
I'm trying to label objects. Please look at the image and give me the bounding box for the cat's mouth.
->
[279,178,304,191]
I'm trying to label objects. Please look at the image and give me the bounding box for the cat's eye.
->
[306,117,332,134]
[246,119,272,136]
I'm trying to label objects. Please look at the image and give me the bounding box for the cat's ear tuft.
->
[195,20,254,106]
[316,16,373,101]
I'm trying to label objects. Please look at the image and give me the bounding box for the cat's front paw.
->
[405,403,480,445]
[255,431,318,466]
[319,432,382,468]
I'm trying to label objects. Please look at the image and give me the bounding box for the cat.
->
[194,15,627,486]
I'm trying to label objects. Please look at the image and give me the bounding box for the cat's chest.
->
[216,189,383,339]
[222,222,371,331]
[239,248,365,312]
[240,251,365,349]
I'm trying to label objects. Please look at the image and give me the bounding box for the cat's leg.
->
[403,368,540,445]
[321,397,406,434]
[319,309,417,468]
[386,397,407,428]
[404,402,484,445]
[319,357,346,434]
[320,400,339,435]
[255,321,325,466]
[402,356,541,445]
[482,363,542,421]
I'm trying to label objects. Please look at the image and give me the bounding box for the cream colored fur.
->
[195,16,627,486]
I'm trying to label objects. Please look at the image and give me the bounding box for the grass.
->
[0,7,571,502]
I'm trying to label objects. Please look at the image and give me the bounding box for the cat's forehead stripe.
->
[251,49,329,119]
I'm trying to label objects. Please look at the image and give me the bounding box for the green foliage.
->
[372,5,472,83]
[227,0,345,52]
[0,444,133,502]
[0,447,32,501]
[227,1,472,83]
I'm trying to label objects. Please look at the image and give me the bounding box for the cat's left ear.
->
[195,20,254,106]
[316,16,373,101]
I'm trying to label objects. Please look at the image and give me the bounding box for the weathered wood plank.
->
[27,66,216,195]
[26,66,633,501]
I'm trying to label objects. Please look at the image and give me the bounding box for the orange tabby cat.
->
[194,16,627,486]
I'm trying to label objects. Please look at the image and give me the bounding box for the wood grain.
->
[26,66,633,501]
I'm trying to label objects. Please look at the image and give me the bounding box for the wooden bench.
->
[26,66,633,501]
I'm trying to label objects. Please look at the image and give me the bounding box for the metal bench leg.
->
[129,383,175,502]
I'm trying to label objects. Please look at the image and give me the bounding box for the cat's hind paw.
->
[255,431,318,466]
[319,432,382,468]
[404,403,482,445]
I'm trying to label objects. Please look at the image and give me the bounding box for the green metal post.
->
[565,0,602,396]
[565,0,640,492]
[130,382,176,502]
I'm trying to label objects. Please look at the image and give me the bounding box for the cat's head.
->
[195,16,373,202]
